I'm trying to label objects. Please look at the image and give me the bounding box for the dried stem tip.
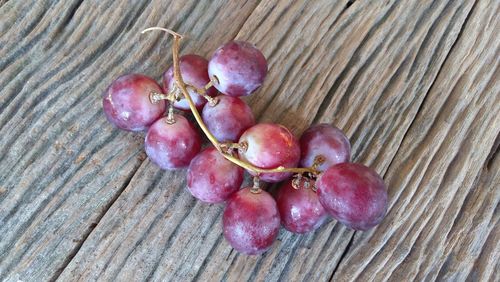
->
[292,174,302,189]
[141,27,184,38]
[250,177,261,194]
[165,105,176,124]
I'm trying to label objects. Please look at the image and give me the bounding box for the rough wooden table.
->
[1,0,499,281]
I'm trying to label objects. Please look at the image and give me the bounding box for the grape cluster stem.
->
[141,27,321,177]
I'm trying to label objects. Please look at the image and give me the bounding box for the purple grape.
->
[223,187,280,255]
[208,41,268,97]
[300,124,351,171]
[187,146,244,203]
[145,114,201,170]
[202,95,255,142]
[102,74,166,131]
[163,54,217,111]
[276,180,328,234]
[316,163,388,230]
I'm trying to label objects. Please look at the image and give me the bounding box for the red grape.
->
[145,114,201,170]
[223,187,280,255]
[202,95,255,142]
[316,163,388,230]
[276,180,327,234]
[187,146,244,203]
[163,54,217,111]
[238,123,300,182]
[102,74,166,131]
[299,124,351,171]
[208,41,267,97]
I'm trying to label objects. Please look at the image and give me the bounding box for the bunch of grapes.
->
[102,28,388,255]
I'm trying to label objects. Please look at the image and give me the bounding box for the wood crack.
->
[61,0,83,27]
[48,2,265,279]
[313,0,398,125]
[327,0,480,279]
[383,0,478,180]
[329,233,355,281]
[485,132,499,170]
[50,162,143,281]
[1,0,496,280]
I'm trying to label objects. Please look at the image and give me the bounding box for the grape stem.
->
[250,176,261,194]
[187,85,219,106]
[141,27,321,176]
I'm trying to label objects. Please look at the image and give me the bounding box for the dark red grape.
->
[187,146,244,203]
[208,41,267,97]
[202,95,255,142]
[299,124,351,171]
[238,123,300,182]
[163,54,217,111]
[276,180,327,234]
[223,187,280,255]
[102,74,166,131]
[145,114,201,170]
[316,163,388,230]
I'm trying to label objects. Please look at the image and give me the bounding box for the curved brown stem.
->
[141,27,321,176]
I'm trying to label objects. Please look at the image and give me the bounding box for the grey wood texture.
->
[0,0,498,281]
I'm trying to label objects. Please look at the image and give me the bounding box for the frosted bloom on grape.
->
[208,41,267,97]
[238,123,301,182]
[299,123,351,171]
[187,147,244,203]
[223,188,280,255]
[145,115,201,170]
[202,95,255,142]
[102,74,166,131]
[276,180,328,233]
[316,163,388,230]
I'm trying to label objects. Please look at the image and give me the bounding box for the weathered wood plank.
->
[57,0,485,281]
[1,0,497,281]
[0,0,260,281]
[55,2,343,279]
[332,0,500,280]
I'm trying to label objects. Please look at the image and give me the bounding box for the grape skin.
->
[223,188,280,255]
[145,114,201,170]
[238,123,301,183]
[202,95,255,142]
[103,40,384,255]
[163,54,218,111]
[299,123,351,171]
[187,146,244,203]
[102,74,166,131]
[208,41,268,97]
[276,180,328,234]
[316,163,388,231]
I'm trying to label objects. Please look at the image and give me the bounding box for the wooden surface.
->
[0,0,498,281]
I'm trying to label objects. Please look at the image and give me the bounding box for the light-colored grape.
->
[223,188,280,255]
[145,114,201,170]
[238,123,300,182]
[299,124,351,171]
[208,41,267,97]
[102,74,166,131]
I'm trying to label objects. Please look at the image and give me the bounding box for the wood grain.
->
[0,0,260,280]
[333,0,500,279]
[0,0,498,281]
